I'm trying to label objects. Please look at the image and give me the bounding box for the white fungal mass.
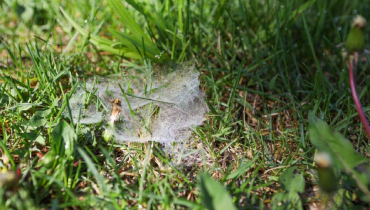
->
[65,62,209,143]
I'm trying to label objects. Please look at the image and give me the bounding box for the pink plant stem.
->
[349,52,370,139]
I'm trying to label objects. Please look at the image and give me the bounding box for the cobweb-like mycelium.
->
[66,63,209,147]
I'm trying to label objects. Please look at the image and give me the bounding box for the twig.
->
[263,165,291,174]
[348,52,370,139]
[252,84,259,115]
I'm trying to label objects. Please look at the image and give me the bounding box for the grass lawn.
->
[1,0,370,209]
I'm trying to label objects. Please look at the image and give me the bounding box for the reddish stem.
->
[349,53,370,139]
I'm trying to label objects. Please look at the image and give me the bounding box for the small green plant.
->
[309,112,370,203]
[345,15,370,139]
[271,167,305,210]
[199,173,237,210]
[307,15,370,206]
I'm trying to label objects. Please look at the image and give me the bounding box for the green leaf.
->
[199,173,237,210]
[308,112,370,198]
[272,192,302,210]
[23,114,46,127]
[272,167,305,210]
[271,192,289,210]
[16,130,38,140]
[51,120,74,157]
[20,6,34,22]
[0,94,9,107]
[36,151,56,168]
[35,135,46,146]
[13,2,25,17]
[36,151,56,167]
[17,103,33,112]
[21,109,51,127]
[269,74,279,89]
[280,167,305,194]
